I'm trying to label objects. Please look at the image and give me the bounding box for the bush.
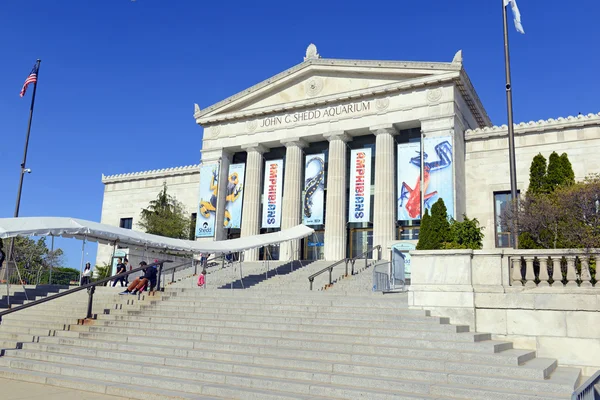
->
[417,199,484,250]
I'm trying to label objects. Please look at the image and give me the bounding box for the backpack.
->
[197,274,205,287]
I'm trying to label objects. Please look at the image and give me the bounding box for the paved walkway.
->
[0,378,127,399]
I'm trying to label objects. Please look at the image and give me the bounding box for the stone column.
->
[197,148,231,242]
[240,145,267,261]
[371,125,397,257]
[324,132,350,261]
[214,151,232,241]
[279,139,307,261]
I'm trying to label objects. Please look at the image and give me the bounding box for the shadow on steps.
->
[218,260,315,289]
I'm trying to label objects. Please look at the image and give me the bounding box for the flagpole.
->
[6,59,42,284]
[502,3,519,249]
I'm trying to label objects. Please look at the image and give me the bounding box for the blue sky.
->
[1,0,598,268]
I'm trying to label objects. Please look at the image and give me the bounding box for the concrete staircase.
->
[0,283,583,399]
[0,261,586,399]
[0,285,70,309]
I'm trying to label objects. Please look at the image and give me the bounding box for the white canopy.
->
[0,217,314,254]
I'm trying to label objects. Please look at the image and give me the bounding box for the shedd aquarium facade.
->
[96,44,600,266]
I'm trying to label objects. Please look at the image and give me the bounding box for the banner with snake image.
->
[302,154,326,226]
[195,163,220,237]
[396,136,454,221]
[224,163,245,229]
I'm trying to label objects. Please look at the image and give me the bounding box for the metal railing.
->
[308,245,382,290]
[373,261,391,292]
[572,371,600,400]
[0,259,172,324]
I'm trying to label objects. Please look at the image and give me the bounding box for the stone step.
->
[91,313,462,332]
[54,323,492,347]
[0,365,321,400]
[11,339,555,381]
[66,321,480,343]
[38,328,513,354]
[0,353,573,399]
[24,335,533,367]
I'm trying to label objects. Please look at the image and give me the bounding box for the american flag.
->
[20,63,39,98]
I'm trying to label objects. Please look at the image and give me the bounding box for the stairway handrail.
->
[307,245,382,290]
[571,370,600,400]
[0,259,174,323]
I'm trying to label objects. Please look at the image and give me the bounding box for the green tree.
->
[527,153,547,195]
[429,198,451,248]
[559,153,575,186]
[416,209,432,250]
[417,199,451,250]
[445,216,484,250]
[546,151,574,192]
[139,183,191,239]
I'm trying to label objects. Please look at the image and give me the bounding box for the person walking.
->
[112,258,127,287]
[81,263,92,286]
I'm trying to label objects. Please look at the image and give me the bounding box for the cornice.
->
[194,58,460,122]
[454,69,492,128]
[102,164,200,184]
[196,72,460,125]
[465,112,600,141]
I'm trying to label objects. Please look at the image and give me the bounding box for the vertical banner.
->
[303,153,326,225]
[348,148,372,223]
[425,136,454,219]
[195,164,219,237]
[261,159,284,228]
[396,137,454,220]
[224,163,245,229]
[396,142,421,221]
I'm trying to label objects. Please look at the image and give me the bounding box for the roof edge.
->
[465,112,600,140]
[193,57,460,120]
[102,164,200,184]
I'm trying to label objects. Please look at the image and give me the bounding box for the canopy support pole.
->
[79,237,87,285]
[49,235,54,285]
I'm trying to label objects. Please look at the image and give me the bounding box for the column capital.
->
[280,138,308,148]
[369,124,397,136]
[242,144,268,154]
[323,131,350,142]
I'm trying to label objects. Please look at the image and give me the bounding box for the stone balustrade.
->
[508,250,599,288]
[408,249,600,375]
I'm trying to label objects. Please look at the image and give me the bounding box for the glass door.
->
[304,231,325,260]
[349,228,373,259]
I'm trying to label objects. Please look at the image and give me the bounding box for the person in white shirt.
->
[81,263,92,286]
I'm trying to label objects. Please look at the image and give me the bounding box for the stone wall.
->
[96,166,200,266]
[409,249,600,375]
[465,114,600,249]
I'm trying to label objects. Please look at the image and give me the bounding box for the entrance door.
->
[349,228,373,259]
[260,245,279,261]
[304,230,325,260]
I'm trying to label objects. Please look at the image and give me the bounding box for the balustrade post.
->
[511,256,523,286]
[551,256,563,287]
[566,256,578,287]
[580,256,593,288]
[538,257,550,287]
[524,257,536,287]
[86,286,95,319]
[595,254,600,289]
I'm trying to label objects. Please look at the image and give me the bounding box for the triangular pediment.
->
[195,58,462,123]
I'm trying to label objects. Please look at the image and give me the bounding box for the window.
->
[494,191,519,248]
[119,218,133,230]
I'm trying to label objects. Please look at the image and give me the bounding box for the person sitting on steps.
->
[119,261,157,295]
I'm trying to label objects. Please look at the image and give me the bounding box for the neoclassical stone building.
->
[96,45,600,265]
